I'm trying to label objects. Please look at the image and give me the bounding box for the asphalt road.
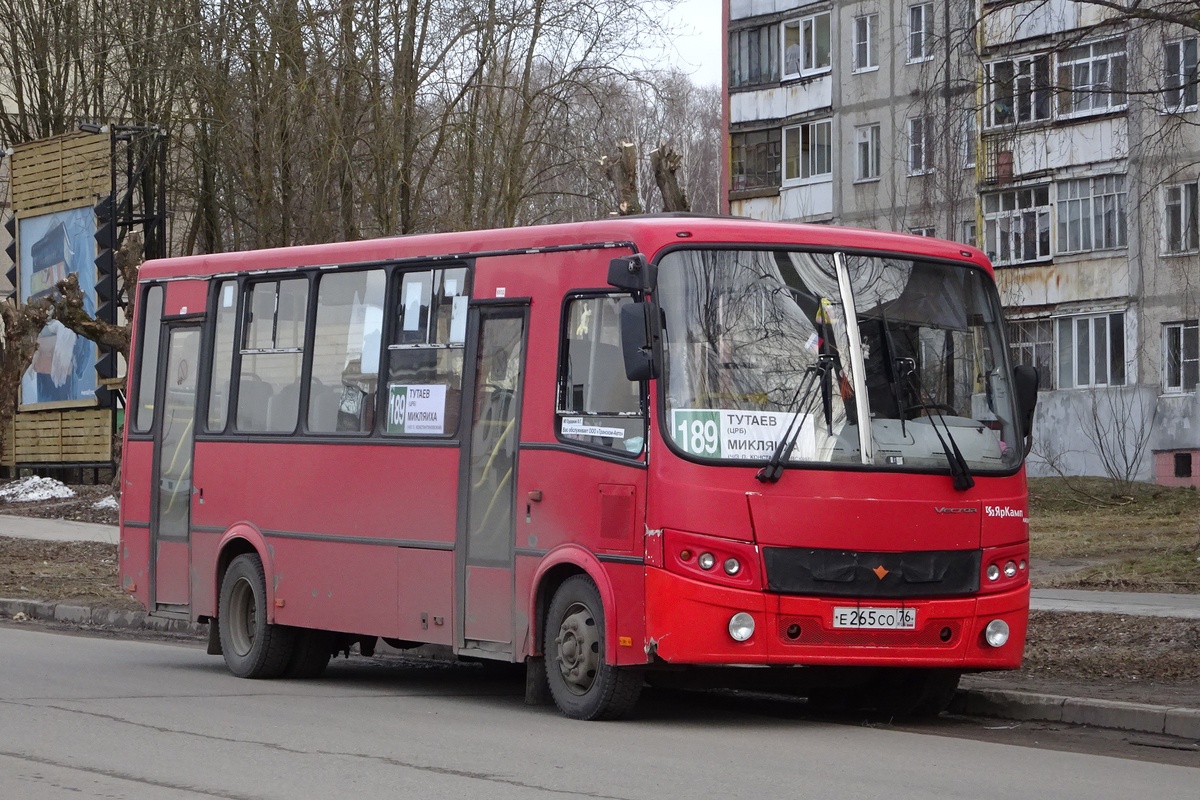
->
[0,625,1195,800]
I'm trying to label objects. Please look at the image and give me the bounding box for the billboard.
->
[18,205,99,406]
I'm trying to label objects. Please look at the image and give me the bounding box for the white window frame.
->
[1056,38,1127,119]
[1165,181,1200,254]
[783,119,833,184]
[782,11,832,80]
[985,54,1052,128]
[853,14,878,73]
[959,220,977,248]
[1163,321,1199,393]
[909,226,935,237]
[1056,175,1127,255]
[854,123,881,182]
[907,116,933,175]
[1163,38,1198,113]
[982,186,1052,266]
[1056,312,1126,390]
[907,4,933,63]
[1008,318,1054,382]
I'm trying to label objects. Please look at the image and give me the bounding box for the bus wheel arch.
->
[529,547,617,662]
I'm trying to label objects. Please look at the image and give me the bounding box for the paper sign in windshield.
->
[387,384,447,434]
[562,417,625,438]
[671,409,814,461]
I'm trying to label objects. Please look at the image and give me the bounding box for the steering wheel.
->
[904,403,958,420]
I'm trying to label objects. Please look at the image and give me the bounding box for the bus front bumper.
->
[643,567,1028,670]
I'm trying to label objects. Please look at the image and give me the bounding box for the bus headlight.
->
[984,619,1010,648]
[697,552,715,570]
[728,612,755,642]
[723,558,741,576]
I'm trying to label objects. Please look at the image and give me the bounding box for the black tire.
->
[218,554,296,678]
[284,628,335,679]
[544,575,642,720]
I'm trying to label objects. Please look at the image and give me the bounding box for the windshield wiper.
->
[756,356,834,484]
[895,359,974,491]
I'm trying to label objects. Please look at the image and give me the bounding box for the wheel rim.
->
[554,601,600,696]
[227,576,257,657]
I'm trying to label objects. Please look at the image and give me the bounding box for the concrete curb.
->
[952,687,1200,740]
[0,597,205,636]
[3,596,1198,739]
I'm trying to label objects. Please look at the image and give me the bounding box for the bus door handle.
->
[526,490,542,524]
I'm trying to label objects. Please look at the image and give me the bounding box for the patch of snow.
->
[92,495,119,510]
[0,476,77,503]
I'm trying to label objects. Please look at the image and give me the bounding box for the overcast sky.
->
[655,0,723,88]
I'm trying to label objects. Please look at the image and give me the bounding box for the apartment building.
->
[722,0,1200,486]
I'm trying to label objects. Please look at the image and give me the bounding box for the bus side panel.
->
[164,279,208,317]
[396,549,454,645]
[605,562,647,666]
[119,439,154,608]
[120,440,154,525]
[190,440,457,638]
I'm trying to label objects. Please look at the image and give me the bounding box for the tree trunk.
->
[650,142,690,213]
[603,142,641,216]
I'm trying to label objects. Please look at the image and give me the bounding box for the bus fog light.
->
[1003,560,1018,578]
[698,552,715,570]
[984,619,1010,648]
[728,612,755,641]
[986,564,1001,581]
[723,558,741,576]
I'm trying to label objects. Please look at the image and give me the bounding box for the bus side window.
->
[383,267,469,437]
[131,285,165,434]
[206,280,237,432]
[308,269,385,433]
[236,278,308,433]
[557,295,645,454]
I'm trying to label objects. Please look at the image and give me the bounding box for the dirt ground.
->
[2,476,1200,708]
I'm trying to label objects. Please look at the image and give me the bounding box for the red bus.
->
[119,216,1038,720]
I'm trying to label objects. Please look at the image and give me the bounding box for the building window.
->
[986,54,1051,127]
[1056,175,1127,254]
[1164,38,1198,112]
[855,123,880,181]
[784,120,832,183]
[962,112,976,168]
[1057,313,1125,389]
[909,226,935,237]
[730,24,780,88]
[853,14,877,72]
[730,129,782,191]
[1008,319,1054,382]
[982,186,1052,265]
[1056,38,1127,117]
[1166,182,1200,253]
[1163,321,1199,393]
[908,4,932,63]
[1175,452,1194,478]
[959,220,977,248]
[783,11,831,79]
[907,116,933,174]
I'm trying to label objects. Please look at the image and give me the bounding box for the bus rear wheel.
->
[218,554,295,678]
[544,575,642,720]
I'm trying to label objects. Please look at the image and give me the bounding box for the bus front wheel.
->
[544,575,642,720]
[218,554,295,678]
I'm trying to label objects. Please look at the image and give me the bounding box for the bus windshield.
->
[658,248,1022,474]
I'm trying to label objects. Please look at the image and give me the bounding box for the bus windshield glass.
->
[657,248,1022,474]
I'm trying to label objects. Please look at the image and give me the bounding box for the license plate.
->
[832,606,917,630]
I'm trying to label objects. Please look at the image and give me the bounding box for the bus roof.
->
[139,215,993,281]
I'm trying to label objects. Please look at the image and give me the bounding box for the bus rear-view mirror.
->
[619,301,661,382]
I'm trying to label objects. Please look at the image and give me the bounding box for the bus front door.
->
[149,324,201,611]
[456,304,528,657]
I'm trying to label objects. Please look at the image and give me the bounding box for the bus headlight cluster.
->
[728,612,755,642]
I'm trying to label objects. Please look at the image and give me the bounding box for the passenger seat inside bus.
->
[236,374,275,432]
